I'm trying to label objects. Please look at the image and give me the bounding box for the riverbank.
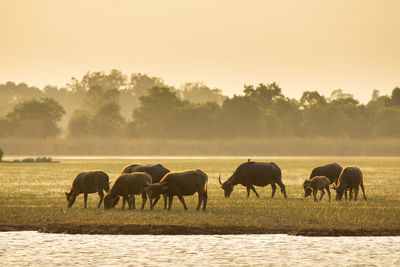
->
[1,224,400,236]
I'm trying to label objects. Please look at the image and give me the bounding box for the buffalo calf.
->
[104,172,152,210]
[303,176,331,202]
[121,163,170,209]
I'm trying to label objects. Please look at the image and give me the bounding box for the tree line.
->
[0,69,399,139]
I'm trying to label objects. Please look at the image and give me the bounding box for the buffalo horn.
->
[218,174,222,185]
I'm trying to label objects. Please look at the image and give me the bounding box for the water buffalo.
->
[303,176,331,202]
[104,172,152,210]
[121,163,170,209]
[333,167,367,201]
[219,161,287,198]
[65,171,110,208]
[309,163,342,185]
[145,169,208,211]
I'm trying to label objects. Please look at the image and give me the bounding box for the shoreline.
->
[1,224,399,237]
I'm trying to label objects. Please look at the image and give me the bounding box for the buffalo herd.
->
[65,161,367,210]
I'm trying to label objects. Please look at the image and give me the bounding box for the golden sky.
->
[0,0,399,102]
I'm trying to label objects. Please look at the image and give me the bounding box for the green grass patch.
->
[1,157,399,235]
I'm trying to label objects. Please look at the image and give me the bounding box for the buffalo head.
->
[145,181,168,205]
[331,184,345,200]
[104,194,118,209]
[302,180,312,197]
[219,174,233,198]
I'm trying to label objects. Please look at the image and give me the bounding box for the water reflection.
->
[1,232,399,266]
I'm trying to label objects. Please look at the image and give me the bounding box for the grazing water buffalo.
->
[104,172,152,210]
[219,161,287,198]
[145,169,208,211]
[303,176,331,202]
[334,167,367,201]
[121,163,170,209]
[309,163,343,185]
[65,171,110,208]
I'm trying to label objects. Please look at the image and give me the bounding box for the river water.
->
[1,232,399,266]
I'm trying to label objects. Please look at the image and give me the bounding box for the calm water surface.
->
[1,232,400,266]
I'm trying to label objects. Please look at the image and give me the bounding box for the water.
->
[1,232,399,266]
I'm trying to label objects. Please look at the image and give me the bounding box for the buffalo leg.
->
[271,183,277,198]
[197,191,202,210]
[168,196,173,211]
[326,186,331,202]
[203,190,207,211]
[151,195,160,210]
[141,192,147,210]
[177,194,188,210]
[122,196,128,210]
[130,195,136,209]
[360,184,367,200]
[162,194,168,209]
[97,190,104,208]
[84,193,88,208]
[67,193,78,208]
[344,190,348,200]
[354,186,359,201]
[250,186,259,198]
[349,189,353,201]
[319,190,325,202]
[246,187,251,198]
[313,189,318,202]
[276,181,287,198]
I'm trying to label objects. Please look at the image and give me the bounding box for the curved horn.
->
[218,173,222,185]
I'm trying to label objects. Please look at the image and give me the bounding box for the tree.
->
[90,101,125,137]
[0,117,12,137]
[6,98,65,138]
[389,87,400,107]
[372,107,400,137]
[179,82,226,105]
[300,91,327,108]
[0,81,42,115]
[329,89,354,101]
[130,73,167,98]
[132,87,183,137]
[84,85,120,113]
[219,95,267,137]
[244,82,283,107]
[67,110,91,138]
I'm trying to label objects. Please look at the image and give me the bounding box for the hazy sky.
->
[0,0,399,102]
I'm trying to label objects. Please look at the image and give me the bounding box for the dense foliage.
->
[0,70,399,139]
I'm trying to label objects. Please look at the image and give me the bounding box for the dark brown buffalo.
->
[334,167,367,201]
[145,169,208,211]
[219,161,287,199]
[303,176,331,202]
[65,171,110,208]
[121,163,170,209]
[309,163,343,185]
[104,172,152,210]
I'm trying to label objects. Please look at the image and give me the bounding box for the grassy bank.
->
[0,157,399,236]
[1,137,400,156]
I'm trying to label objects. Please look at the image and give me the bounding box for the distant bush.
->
[0,148,3,161]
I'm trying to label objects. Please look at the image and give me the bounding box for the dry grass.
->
[0,157,399,235]
[1,137,400,156]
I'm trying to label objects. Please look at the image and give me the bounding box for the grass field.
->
[0,157,399,235]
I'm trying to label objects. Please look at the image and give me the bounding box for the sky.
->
[0,0,399,102]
